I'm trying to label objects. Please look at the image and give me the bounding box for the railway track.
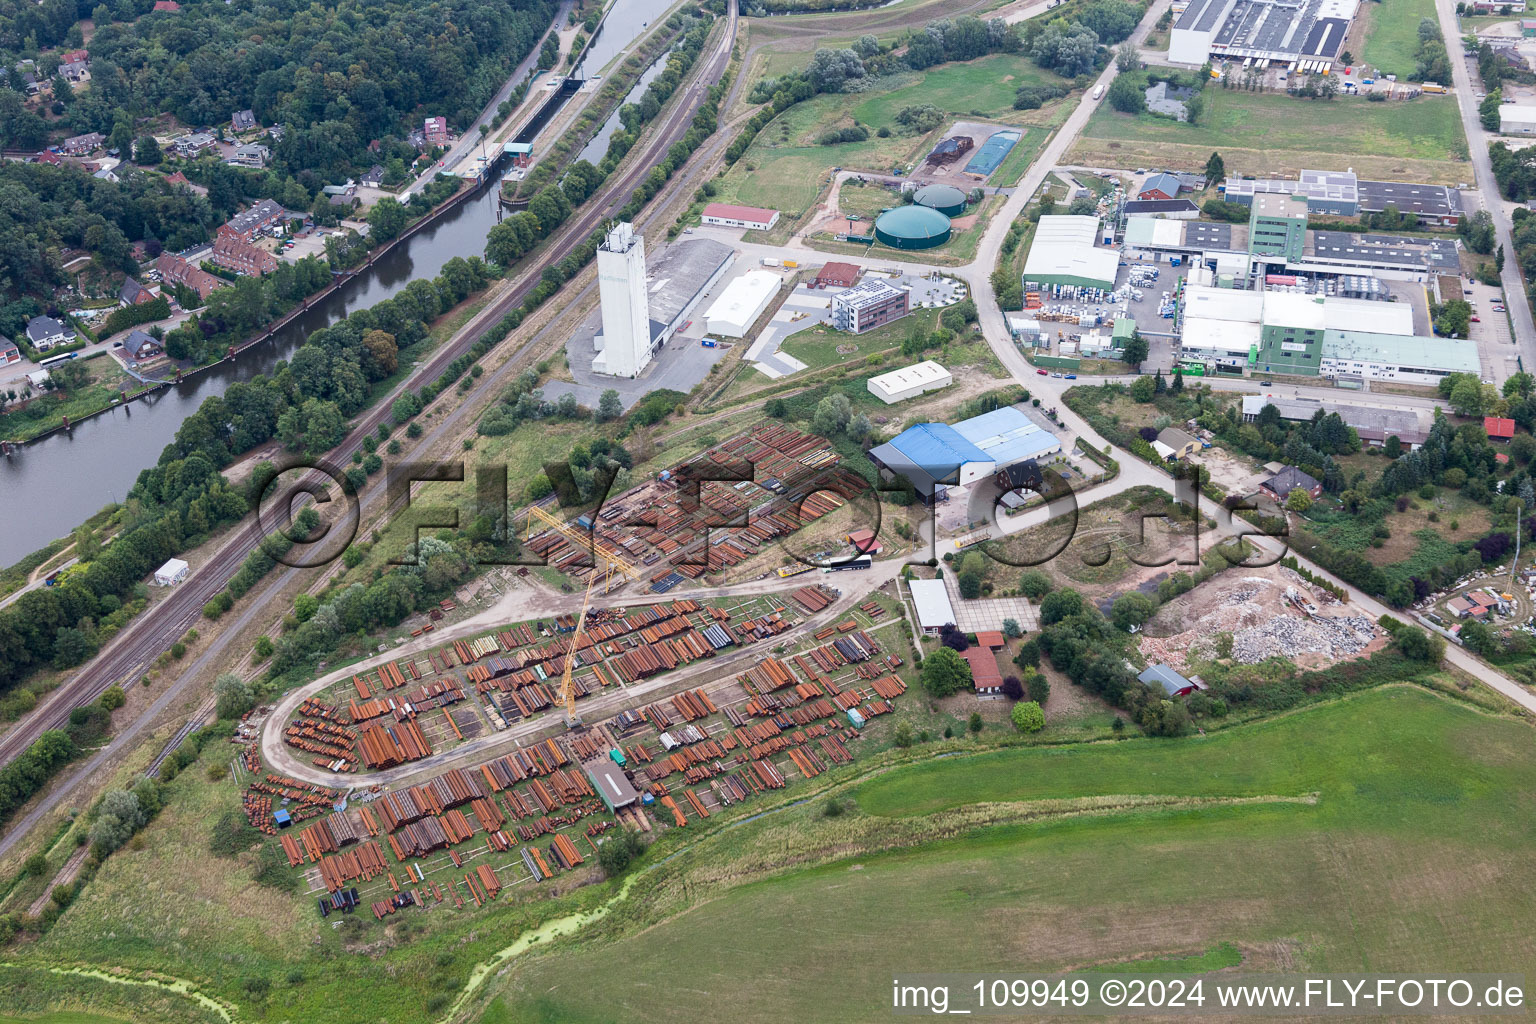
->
[0,2,739,786]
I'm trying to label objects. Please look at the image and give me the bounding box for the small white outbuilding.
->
[153,557,190,586]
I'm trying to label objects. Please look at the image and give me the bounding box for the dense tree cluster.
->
[1033,589,1191,736]
[268,536,475,673]
[487,16,716,268]
[1,0,556,181]
[0,162,215,323]
[1413,18,1450,85]
[1018,0,1141,76]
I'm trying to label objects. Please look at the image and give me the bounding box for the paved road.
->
[1439,0,1536,377]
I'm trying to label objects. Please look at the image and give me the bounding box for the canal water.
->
[0,183,505,566]
[0,0,681,566]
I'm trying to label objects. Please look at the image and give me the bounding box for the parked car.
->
[1036,368,1048,375]
[1259,380,1273,387]
[1064,373,1077,379]
[1471,316,1481,323]
[1050,372,1064,378]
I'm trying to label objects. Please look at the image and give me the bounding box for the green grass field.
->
[850,55,1066,130]
[1074,86,1469,181]
[1361,0,1437,78]
[719,54,1073,220]
[484,687,1536,1022]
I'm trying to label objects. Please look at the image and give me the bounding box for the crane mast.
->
[524,506,638,724]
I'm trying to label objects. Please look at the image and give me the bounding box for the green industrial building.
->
[1248,193,1308,264]
[1253,291,1327,376]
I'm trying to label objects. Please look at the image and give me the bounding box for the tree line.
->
[1,0,557,184]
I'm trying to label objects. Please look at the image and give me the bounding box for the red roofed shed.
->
[1485,416,1516,441]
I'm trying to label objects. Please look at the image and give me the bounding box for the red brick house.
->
[156,254,224,300]
[815,261,861,289]
[212,232,278,276]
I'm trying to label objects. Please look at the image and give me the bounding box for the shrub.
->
[1011,701,1045,733]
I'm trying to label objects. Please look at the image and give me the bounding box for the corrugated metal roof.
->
[953,407,1061,466]
[886,423,991,476]
[908,579,956,630]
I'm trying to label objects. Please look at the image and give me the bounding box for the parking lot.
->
[1464,279,1521,384]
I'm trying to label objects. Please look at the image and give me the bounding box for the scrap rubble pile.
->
[1228,612,1378,664]
[1140,572,1379,670]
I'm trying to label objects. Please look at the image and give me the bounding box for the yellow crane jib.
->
[523,505,638,593]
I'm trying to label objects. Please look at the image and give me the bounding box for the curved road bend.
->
[0,2,739,791]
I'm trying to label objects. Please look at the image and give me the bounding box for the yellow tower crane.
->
[524,506,639,723]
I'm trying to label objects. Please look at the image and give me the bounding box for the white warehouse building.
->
[704,270,782,338]
[867,360,952,404]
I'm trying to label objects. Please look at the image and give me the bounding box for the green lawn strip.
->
[1361,0,1437,79]
[1082,87,1468,164]
[484,690,1536,1024]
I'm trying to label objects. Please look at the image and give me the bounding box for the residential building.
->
[0,336,19,365]
[212,232,278,276]
[123,329,161,361]
[1157,427,1199,460]
[962,645,1004,698]
[700,202,780,231]
[866,360,952,404]
[1472,0,1525,10]
[156,254,224,301]
[830,279,910,334]
[119,277,156,306]
[62,131,103,156]
[361,164,385,188]
[92,167,118,183]
[26,316,73,350]
[32,150,62,166]
[1137,171,1183,201]
[59,59,90,83]
[222,198,285,241]
[164,170,193,189]
[230,143,269,168]
[174,132,216,157]
[231,109,257,133]
[1259,466,1323,503]
[424,116,449,146]
[59,49,89,65]
[814,261,861,289]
